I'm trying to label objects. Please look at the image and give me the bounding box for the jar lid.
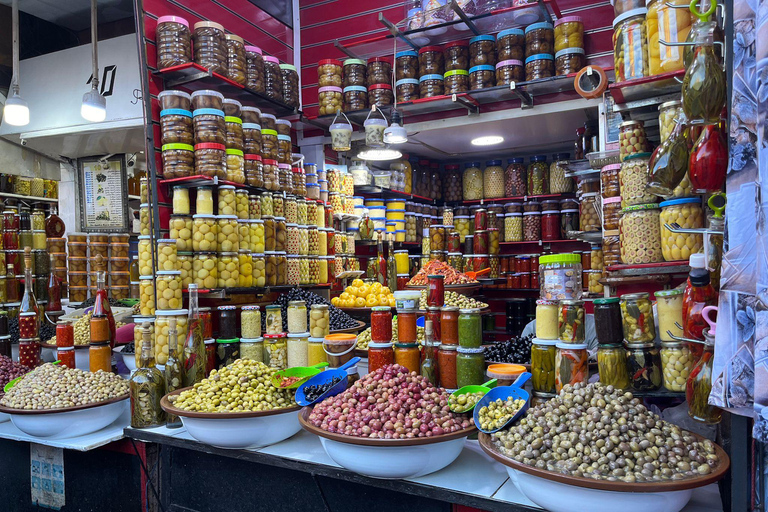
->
[496,59,523,68]
[395,50,418,58]
[287,332,310,338]
[263,55,280,64]
[190,89,224,101]
[603,196,622,204]
[264,333,287,340]
[371,306,392,312]
[367,56,393,64]
[155,309,189,316]
[216,338,239,344]
[192,213,216,219]
[487,363,526,378]
[525,54,554,64]
[263,158,279,165]
[318,86,343,93]
[395,78,419,87]
[161,143,194,151]
[444,69,469,78]
[244,154,262,161]
[621,203,660,213]
[457,346,485,354]
[602,163,621,171]
[505,212,522,217]
[225,148,244,156]
[418,45,442,54]
[469,65,495,73]
[368,83,393,90]
[659,99,682,110]
[343,58,366,66]
[157,15,190,28]
[554,15,583,26]
[193,21,224,31]
[659,197,701,207]
[525,22,553,32]
[194,142,225,150]
[225,34,244,44]
[619,119,644,128]
[486,159,502,166]
[539,253,581,265]
[593,297,619,304]
[613,7,648,28]
[245,45,262,54]
[556,342,587,350]
[621,292,650,300]
[555,47,586,58]
[498,28,525,38]
[655,288,684,297]
[419,73,446,83]
[458,307,481,313]
[443,39,469,48]
[318,58,342,66]
[530,154,547,162]
[469,34,495,43]
[240,337,264,343]
[624,340,655,349]
[522,211,540,216]
[439,344,457,351]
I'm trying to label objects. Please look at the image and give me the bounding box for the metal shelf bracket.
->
[508,82,533,108]
[664,223,724,236]
[449,0,481,35]
[378,13,420,51]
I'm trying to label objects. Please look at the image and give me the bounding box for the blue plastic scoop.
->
[473,372,532,434]
[295,357,361,406]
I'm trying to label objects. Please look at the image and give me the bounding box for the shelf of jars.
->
[605,260,691,276]
[157,176,320,205]
[154,62,299,118]
[334,0,563,61]
[184,283,333,300]
[608,69,685,110]
[461,192,574,205]
[0,192,58,203]
[353,185,435,204]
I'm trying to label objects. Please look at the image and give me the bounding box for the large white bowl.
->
[0,411,9,423]
[1,395,128,439]
[161,388,302,449]
[300,408,475,479]
[113,345,136,372]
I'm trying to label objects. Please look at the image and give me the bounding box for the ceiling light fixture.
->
[357,147,403,161]
[383,110,407,145]
[471,135,504,146]
[81,0,106,122]
[3,0,29,127]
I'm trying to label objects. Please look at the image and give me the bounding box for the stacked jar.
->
[158,90,194,178]
[191,90,226,179]
[613,8,650,82]
[554,17,585,76]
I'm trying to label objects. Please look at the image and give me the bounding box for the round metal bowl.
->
[0,394,129,439]
[478,432,730,512]
[299,407,476,479]
[160,388,302,449]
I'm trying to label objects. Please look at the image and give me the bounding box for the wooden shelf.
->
[461,193,575,205]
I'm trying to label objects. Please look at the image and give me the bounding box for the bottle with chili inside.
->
[165,319,183,428]
[19,247,39,336]
[682,267,717,360]
[375,231,387,285]
[686,306,721,423]
[370,306,393,342]
[92,254,116,347]
[427,274,445,307]
[47,254,62,311]
[421,320,439,385]
[182,283,206,387]
[427,306,441,342]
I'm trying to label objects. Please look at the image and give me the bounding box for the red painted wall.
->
[298,0,614,118]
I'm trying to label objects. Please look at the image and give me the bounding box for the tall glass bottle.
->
[421,319,438,385]
[165,319,183,428]
[47,254,62,311]
[130,322,165,428]
[45,206,65,237]
[19,247,39,330]
[92,254,116,347]
[686,306,721,423]
[647,115,690,197]
[376,231,386,285]
[182,283,206,387]
[387,232,397,292]
[6,264,18,303]
[707,213,724,292]
[689,122,727,194]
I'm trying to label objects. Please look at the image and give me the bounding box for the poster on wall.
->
[76,155,130,232]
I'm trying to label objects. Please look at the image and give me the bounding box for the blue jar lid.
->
[525,22,554,33]
[419,74,444,82]
[395,78,419,86]
[396,50,418,58]
[466,162,481,168]
[498,28,525,38]
[525,54,554,64]
[507,157,524,164]
[530,155,547,162]
[486,160,502,166]
[469,65,495,73]
[469,34,495,43]
[343,85,368,93]
[659,197,702,207]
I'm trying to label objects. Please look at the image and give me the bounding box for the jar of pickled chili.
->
[427,306,442,342]
[370,306,393,342]
[368,342,394,373]
[427,274,445,307]
[441,306,459,345]
[438,344,458,389]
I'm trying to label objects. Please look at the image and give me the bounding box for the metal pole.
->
[91,0,99,91]
[11,0,19,93]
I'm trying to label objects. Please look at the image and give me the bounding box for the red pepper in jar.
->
[473,254,489,273]
[447,231,461,253]
[473,230,489,254]
[427,274,445,307]
[438,345,457,388]
[368,342,394,373]
[683,269,717,359]
[396,274,410,290]
[427,307,442,342]
[370,306,393,342]
[56,321,74,348]
[57,348,76,368]
[200,309,213,339]
[397,311,418,343]
[518,256,531,273]
[19,313,37,339]
[689,123,727,194]
[510,273,521,289]
[520,272,531,289]
[440,306,459,345]
[474,209,488,231]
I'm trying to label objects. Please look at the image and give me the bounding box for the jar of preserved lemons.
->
[613,8,650,82]
[463,162,483,200]
[252,253,266,287]
[156,270,183,310]
[235,189,249,219]
[155,310,188,365]
[217,252,240,288]
[169,214,193,251]
[157,239,178,271]
[217,214,240,252]
[250,219,265,253]
[646,0,691,75]
[659,198,704,262]
[139,275,155,315]
[260,191,274,217]
[193,252,218,289]
[138,235,155,276]
[238,220,251,252]
[218,184,237,215]
[238,250,253,287]
[178,252,193,287]
[196,186,214,214]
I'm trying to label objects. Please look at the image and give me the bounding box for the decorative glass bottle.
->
[165,319,183,428]
[130,323,165,428]
[183,283,206,387]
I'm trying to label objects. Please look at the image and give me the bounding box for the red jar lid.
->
[263,159,279,165]
[367,56,393,64]
[194,143,226,150]
[443,40,469,49]
[244,154,262,161]
[368,83,392,90]
[318,58,343,66]
[419,45,443,54]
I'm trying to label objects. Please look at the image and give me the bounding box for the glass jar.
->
[444,40,469,71]
[601,196,622,231]
[620,204,663,264]
[555,48,585,75]
[462,162,483,200]
[527,155,548,195]
[192,21,226,74]
[263,56,284,102]
[483,160,505,198]
[597,344,630,389]
[442,165,462,202]
[469,65,495,90]
[343,86,368,112]
[554,16,584,53]
[613,9,650,81]
[547,154,572,193]
[653,288,683,342]
[368,84,393,107]
[225,34,246,85]
[504,213,523,242]
[318,86,342,116]
[456,347,485,387]
[535,299,559,339]
[647,0,691,74]
[438,345,458,389]
[531,339,557,393]
[577,193,600,232]
[497,28,525,61]
[244,155,264,188]
[525,22,555,57]
[469,35,496,68]
[558,299,585,343]
[525,54,555,81]
[263,334,287,369]
[555,342,588,392]
[245,46,265,93]
[137,235,155,276]
[593,297,623,344]
[541,210,561,241]
[318,58,342,87]
[523,212,540,241]
[156,16,192,69]
[155,310,189,364]
[395,50,418,80]
[619,153,655,207]
[659,198,704,262]
[495,59,525,86]
[343,58,367,87]
[659,340,692,391]
[419,46,444,76]
[619,120,649,161]
[444,70,469,94]
[626,341,662,391]
[263,159,280,191]
[286,300,307,334]
[620,292,656,343]
[367,57,392,86]
[601,163,621,198]
[602,230,621,266]
[658,99,683,144]
[394,79,419,102]
[216,214,239,252]
[458,308,482,348]
[194,143,225,178]
[161,144,194,178]
[155,270,182,310]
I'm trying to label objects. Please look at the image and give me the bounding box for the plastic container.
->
[469,65,495,90]
[497,28,525,61]
[539,253,582,300]
[156,16,192,69]
[444,69,469,94]
[554,16,584,53]
[418,46,444,76]
[280,64,300,108]
[469,35,496,68]
[263,56,284,102]
[613,8,650,82]
[525,22,555,57]
[555,48,585,75]
[343,58,367,87]
[525,54,555,81]
[368,84,393,107]
[193,21,226,74]
[245,46,265,93]
[659,198,704,262]
[495,60,524,85]
[367,57,392,87]
[318,58,342,87]
[444,40,469,71]
[225,34,246,85]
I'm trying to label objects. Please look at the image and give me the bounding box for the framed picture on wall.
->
[76,154,130,232]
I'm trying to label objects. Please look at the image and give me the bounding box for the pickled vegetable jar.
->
[554,16,584,53]
[548,154,573,193]
[602,196,623,230]
[458,308,482,348]
[580,193,601,232]
[660,340,692,391]
[601,163,621,198]
[619,153,656,207]
[483,160,505,198]
[620,204,663,264]
[655,288,683,341]
[613,8,650,82]
[597,344,630,389]
[620,292,656,342]
[456,347,485,387]
[659,198,704,262]
[558,299,585,343]
[625,341,662,391]
[463,162,483,200]
[535,299,558,339]
[555,342,588,392]
[531,339,557,393]
[658,99,683,144]
[619,120,649,161]
[593,297,623,344]
[646,0,691,74]
[527,155,548,195]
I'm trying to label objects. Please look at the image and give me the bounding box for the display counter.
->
[126,425,725,512]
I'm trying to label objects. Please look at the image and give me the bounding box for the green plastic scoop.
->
[450,379,497,413]
[271,362,329,389]
[4,361,60,393]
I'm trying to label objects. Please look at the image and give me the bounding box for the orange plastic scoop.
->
[465,267,491,280]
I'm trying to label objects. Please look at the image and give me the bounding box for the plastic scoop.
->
[465,267,491,281]
[271,362,329,389]
[450,379,497,413]
[473,372,532,434]
[4,360,60,393]
[295,357,361,406]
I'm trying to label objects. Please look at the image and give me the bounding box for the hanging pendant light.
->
[3,0,29,126]
[383,109,407,145]
[81,0,106,122]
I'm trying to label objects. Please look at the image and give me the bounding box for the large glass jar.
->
[469,65,495,90]
[523,212,540,241]
[193,21,226,74]
[555,342,588,392]
[419,75,444,98]
[659,198,704,262]
[541,210,561,241]
[620,204,663,264]
[496,59,525,86]
[263,159,280,191]
[483,160,505,198]
[225,34,246,85]
[280,64,300,108]
[531,339,557,393]
[525,54,555,81]
[503,158,525,196]
[442,164,462,202]
[263,56,284,102]
[655,288,684,341]
[497,28,525,61]
[343,58,367,87]
[367,57,392,86]
[444,70,469,94]
[469,35,496,68]
[554,16,584,53]
[318,58,342,87]
[593,297,623,344]
[504,213,522,242]
[625,341,662,391]
[395,79,419,102]
[647,0,690,74]
[619,120,649,161]
[613,8,650,81]
[659,340,692,391]
[156,16,192,69]
[458,308,482,348]
[620,292,656,342]
[194,143,225,178]
[548,153,572,193]
[619,153,655,207]
[601,163,621,198]
[527,155,548,195]
[462,162,483,200]
[602,196,622,230]
[597,344,630,389]
[318,86,342,115]
[658,99,683,144]
[343,86,368,112]
[555,47,585,75]
[444,40,469,71]
[558,299,585,343]
[525,22,555,57]
[418,46,444,76]
[395,50,419,80]
[368,84,393,107]
[245,46,265,93]
[456,347,485,387]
